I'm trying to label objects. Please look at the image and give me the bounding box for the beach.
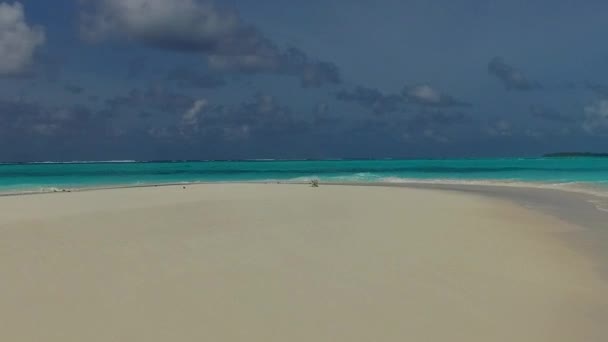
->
[1,183,607,341]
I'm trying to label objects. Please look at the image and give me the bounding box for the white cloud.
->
[80,0,241,50]
[0,2,45,75]
[180,98,208,134]
[403,84,469,107]
[583,100,608,134]
[79,0,340,87]
[408,85,441,104]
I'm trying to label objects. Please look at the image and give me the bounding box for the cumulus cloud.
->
[336,86,403,114]
[174,94,306,140]
[80,0,244,50]
[209,47,341,87]
[140,93,305,142]
[488,57,541,90]
[0,2,45,75]
[403,84,470,107]
[583,100,608,133]
[336,84,469,114]
[180,98,208,134]
[529,105,577,123]
[79,0,341,87]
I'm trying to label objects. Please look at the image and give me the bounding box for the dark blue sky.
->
[1,0,607,161]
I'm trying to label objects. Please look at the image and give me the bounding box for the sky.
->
[1,0,608,161]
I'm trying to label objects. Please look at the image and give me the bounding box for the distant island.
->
[544,152,608,158]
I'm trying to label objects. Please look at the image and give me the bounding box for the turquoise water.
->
[1,158,608,194]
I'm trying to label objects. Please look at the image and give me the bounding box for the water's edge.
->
[3,179,608,228]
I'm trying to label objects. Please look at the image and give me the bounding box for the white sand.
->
[0,184,607,341]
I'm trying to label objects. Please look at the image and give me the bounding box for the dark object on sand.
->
[311,180,319,187]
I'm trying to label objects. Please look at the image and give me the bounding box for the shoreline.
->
[2,177,608,196]
[2,179,608,225]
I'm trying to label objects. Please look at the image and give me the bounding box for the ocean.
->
[1,158,608,195]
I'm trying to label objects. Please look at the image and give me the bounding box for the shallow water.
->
[1,158,608,195]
